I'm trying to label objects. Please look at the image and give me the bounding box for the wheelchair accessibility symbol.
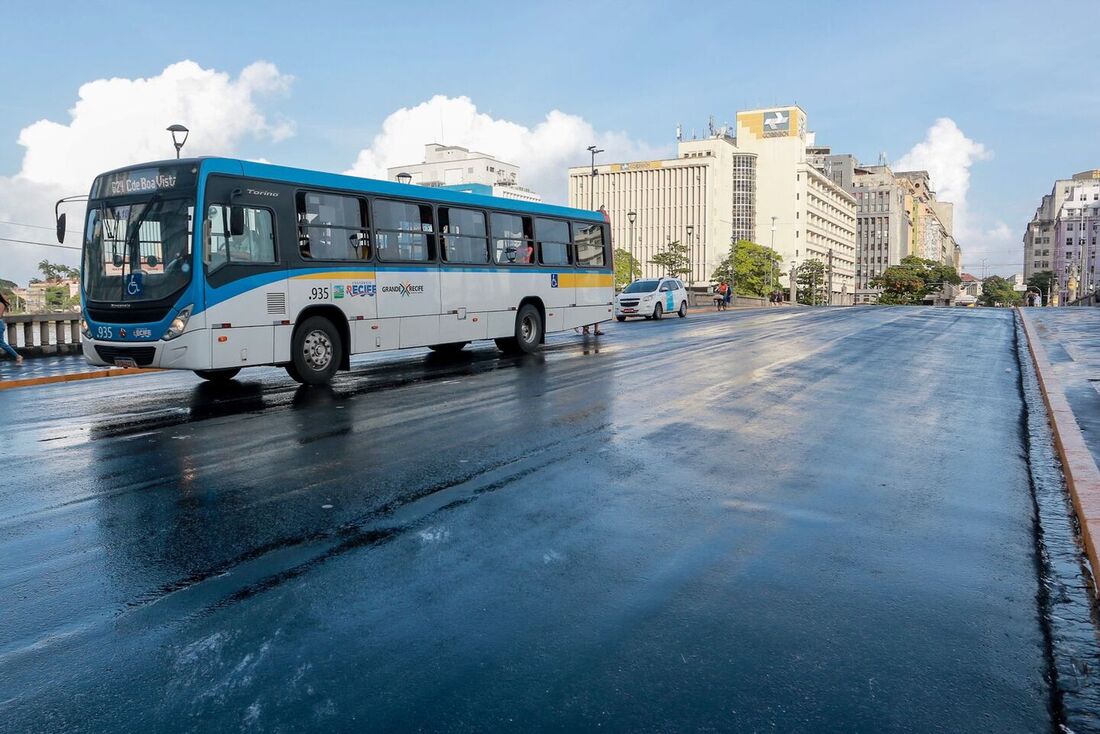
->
[550,273,559,289]
[125,273,144,297]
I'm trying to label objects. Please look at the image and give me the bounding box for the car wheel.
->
[616,315,627,322]
[653,303,663,320]
[290,316,342,385]
[495,303,543,354]
[194,368,240,382]
[678,301,687,318]
[428,342,469,353]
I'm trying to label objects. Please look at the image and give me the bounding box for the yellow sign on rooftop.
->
[736,107,805,140]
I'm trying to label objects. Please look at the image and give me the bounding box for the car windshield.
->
[623,279,660,294]
[82,197,194,303]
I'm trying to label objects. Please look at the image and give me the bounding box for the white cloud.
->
[894,118,1021,274]
[345,95,666,204]
[1,60,293,286]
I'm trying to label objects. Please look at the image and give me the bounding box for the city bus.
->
[58,158,613,385]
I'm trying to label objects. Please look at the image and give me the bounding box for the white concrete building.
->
[388,144,542,202]
[733,106,857,304]
[566,136,756,283]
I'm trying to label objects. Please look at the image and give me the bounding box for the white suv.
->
[615,277,689,321]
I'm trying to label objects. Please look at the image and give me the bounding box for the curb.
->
[0,367,162,391]
[1018,307,1100,591]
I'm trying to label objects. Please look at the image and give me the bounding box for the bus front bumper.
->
[82,330,209,371]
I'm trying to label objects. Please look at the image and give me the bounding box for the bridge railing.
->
[2,314,83,356]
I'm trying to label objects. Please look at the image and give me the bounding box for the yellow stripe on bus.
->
[558,273,613,288]
[293,271,376,280]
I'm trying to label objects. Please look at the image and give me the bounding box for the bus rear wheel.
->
[194,368,240,382]
[289,316,342,386]
[428,342,469,354]
[495,303,542,354]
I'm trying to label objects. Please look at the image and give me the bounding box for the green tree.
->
[1027,270,1055,305]
[36,259,79,283]
[979,276,1022,307]
[870,255,961,304]
[649,240,693,278]
[614,248,642,290]
[796,258,829,305]
[710,240,782,298]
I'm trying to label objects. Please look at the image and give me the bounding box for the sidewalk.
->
[1019,307,1100,587]
[0,353,159,390]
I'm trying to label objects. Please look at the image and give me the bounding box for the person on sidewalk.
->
[0,292,23,365]
[723,283,732,309]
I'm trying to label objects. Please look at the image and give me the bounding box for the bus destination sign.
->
[92,165,196,198]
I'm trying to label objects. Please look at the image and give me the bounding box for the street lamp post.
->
[586,145,604,211]
[166,124,189,159]
[769,216,777,291]
[627,211,637,281]
[396,172,412,185]
[686,224,694,285]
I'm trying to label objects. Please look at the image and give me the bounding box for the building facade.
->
[567,136,756,283]
[734,106,856,304]
[849,164,911,299]
[1024,170,1100,302]
[388,144,542,202]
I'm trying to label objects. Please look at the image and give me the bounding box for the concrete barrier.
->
[2,313,82,356]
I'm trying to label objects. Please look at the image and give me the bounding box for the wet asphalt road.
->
[0,307,1061,732]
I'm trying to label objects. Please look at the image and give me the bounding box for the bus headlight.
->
[163,305,192,341]
[80,318,91,338]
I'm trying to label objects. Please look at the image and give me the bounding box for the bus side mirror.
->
[56,212,67,244]
[229,206,246,237]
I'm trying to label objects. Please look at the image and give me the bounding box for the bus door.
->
[574,221,610,307]
[372,200,441,348]
[202,177,288,369]
[537,218,573,333]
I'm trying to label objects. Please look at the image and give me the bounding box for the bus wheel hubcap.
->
[521,316,534,342]
[303,330,332,370]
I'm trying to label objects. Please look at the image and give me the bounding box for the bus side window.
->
[205,205,276,267]
[491,212,534,265]
[536,218,571,266]
[297,191,369,261]
[574,222,605,267]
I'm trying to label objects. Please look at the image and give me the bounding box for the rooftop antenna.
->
[676,124,682,142]
[878,151,888,167]
[708,115,716,137]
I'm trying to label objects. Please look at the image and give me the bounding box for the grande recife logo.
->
[381,282,425,297]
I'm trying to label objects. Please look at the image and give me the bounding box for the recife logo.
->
[381,281,425,297]
[347,282,376,297]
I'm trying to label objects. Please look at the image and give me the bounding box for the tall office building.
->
[848,165,912,299]
[566,135,756,283]
[733,107,857,304]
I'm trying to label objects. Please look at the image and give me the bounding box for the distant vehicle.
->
[59,158,614,385]
[614,277,688,321]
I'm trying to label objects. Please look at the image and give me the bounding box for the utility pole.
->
[827,249,834,306]
[789,262,798,305]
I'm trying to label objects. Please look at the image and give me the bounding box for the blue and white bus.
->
[59,158,613,385]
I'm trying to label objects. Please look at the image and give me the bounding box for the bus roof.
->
[93,157,606,223]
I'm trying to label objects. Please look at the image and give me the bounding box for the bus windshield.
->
[82,197,193,303]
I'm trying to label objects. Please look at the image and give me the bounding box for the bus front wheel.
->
[495,303,542,354]
[194,368,240,382]
[289,316,342,385]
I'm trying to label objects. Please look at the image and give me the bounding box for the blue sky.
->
[1,0,1098,282]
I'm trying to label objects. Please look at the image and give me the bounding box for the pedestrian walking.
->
[0,292,23,365]
[723,282,732,309]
